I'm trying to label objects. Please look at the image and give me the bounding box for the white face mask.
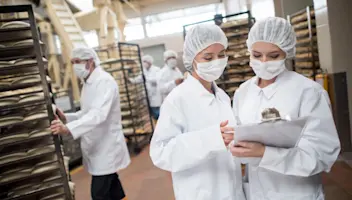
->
[73,63,90,79]
[250,59,286,80]
[195,57,228,82]
[167,58,177,69]
[143,62,151,69]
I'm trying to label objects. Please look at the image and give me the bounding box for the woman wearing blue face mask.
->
[230,17,340,200]
[150,24,246,200]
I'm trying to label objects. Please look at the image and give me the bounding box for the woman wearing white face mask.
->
[150,24,246,200]
[230,17,340,200]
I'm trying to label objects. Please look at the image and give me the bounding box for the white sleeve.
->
[232,89,261,165]
[129,74,143,84]
[65,111,83,122]
[258,88,341,177]
[148,68,159,84]
[66,80,117,140]
[150,99,226,173]
[158,76,177,95]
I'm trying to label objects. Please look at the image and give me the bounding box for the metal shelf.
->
[0,5,72,199]
[0,150,56,168]
[288,6,320,80]
[4,183,63,200]
[0,27,31,33]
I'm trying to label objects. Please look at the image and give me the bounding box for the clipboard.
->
[234,117,308,148]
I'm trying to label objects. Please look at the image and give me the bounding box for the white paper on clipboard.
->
[234,117,308,148]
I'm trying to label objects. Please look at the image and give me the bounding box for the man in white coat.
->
[157,50,183,101]
[50,47,130,200]
[129,55,162,120]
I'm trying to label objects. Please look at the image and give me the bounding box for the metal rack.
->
[288,5,320,80]
[183,11,255,99]
[0,5,72,200]
[96,42,154,154]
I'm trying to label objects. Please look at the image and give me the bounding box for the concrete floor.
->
[71,146,174,200]
[71,146,352,200]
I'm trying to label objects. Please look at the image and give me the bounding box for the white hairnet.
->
[71,47,101,66]
[183,24,228,71]
[247,17,296,58]
[142,55,154,64]
[163,50,178,61]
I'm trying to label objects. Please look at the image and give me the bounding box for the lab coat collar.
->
[186,75,220,105]
[86,67,102,85]
[251,70,288,99]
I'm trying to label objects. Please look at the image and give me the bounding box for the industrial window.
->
[124,17,145,41]
[251,0,275,20]
[145,3,225,37]
[83,30,99,48]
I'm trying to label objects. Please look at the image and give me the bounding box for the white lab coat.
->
[129,65,162,107]
[232,70,340,200]
[150,75,246,200]
[157,65,183,101]
[66,67,131,176]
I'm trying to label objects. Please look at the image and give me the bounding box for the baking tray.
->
[0,114,49,129]
[0,137,54,157]
[295,61,320,68]
[293,20,316,31]
[221,20,249,29]
[0,99,45,112]
[225,66,252,75]
[228,58,250,66]
[3,183,63,200]
[0,164,59,187]
[296,36,317,47]
[0,58,47,74]
[291,10,315,24]
[0,86,43,99]
[296,29,317,39]
[0,79,42,93]
[0,44,45,59]
[0,134,53,154]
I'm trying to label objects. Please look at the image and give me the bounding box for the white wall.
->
[130,32,184,53]
[224,0,275,20]
[280,0,314,17]
[124,0,220,18]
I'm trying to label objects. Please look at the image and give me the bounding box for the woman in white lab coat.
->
[230,17,341,200]
[150,24,246,200]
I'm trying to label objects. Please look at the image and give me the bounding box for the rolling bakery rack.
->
[96,42,154,154]
[288,5,321,80]
[0,5,72,200]
[183,11,255,99]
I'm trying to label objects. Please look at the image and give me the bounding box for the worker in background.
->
[230,17,340,200]
[150,24,246,200]
[157,50,183,101]
[50,47,130,200]
[129,55,162,120]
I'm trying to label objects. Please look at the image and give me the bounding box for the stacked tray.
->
[0,5,72,200]
[97,43,154,153]
[98,43,154,138]
[219,17,254,98]
[289,6,321,79]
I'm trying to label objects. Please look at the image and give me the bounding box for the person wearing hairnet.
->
[230,17,340,200]
[50,47,130,200]
[129,55,162,120]
[157,50,183,101]
[150,24,246,200]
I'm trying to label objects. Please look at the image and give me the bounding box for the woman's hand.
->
[220,120,234,146]
[230,141,265,157]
